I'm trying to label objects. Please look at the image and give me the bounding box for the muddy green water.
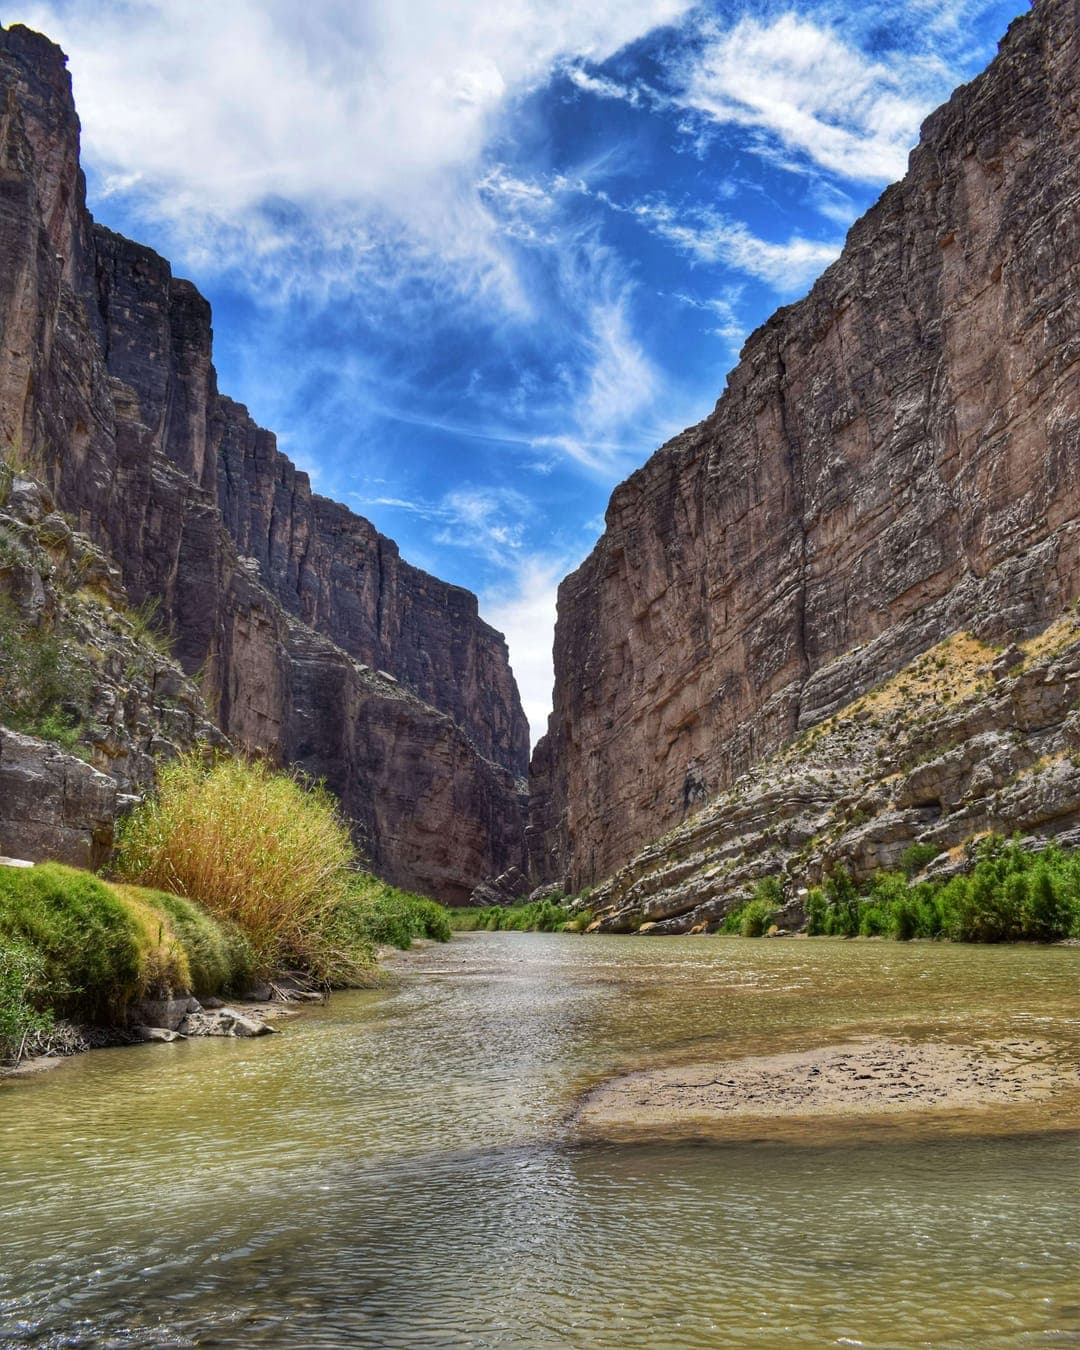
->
[1,933,1078,1348]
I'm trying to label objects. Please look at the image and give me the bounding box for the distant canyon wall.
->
[530,0,1079,889]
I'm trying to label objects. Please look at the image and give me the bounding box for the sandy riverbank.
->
[575,1037,1078,1138]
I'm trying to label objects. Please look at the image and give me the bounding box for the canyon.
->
[1,0,1077,922]
[0,23,528,902]
[528,0,1079,919]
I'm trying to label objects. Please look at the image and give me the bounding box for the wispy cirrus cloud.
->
[353,485,533,570]
[6,0,1029,742]
[14,0,692,306]
[672,288,746,351]
[632,198,843,291]
[671,13,937,183]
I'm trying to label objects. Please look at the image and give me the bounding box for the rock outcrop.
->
[0,729,116,869]
[582,614,1080,934]
[530,0,1079,894]
[0,23,528,901]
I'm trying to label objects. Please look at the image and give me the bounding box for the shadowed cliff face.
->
[0,22,528,903]
[530,0,1080,891]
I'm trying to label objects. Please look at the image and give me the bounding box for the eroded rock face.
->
[0,24,528,900]
[531,0,1080,891]
[0,728,116,869]
[580,617,1080,935]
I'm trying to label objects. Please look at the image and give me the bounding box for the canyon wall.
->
[0,23,528,901]
[530,0,1079,891]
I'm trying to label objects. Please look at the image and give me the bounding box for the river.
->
[1,932,1078,1347]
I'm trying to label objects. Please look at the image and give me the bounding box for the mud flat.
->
[574,1037,1079,1139]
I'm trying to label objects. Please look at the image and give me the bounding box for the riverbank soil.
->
[574,1035,1080,1143]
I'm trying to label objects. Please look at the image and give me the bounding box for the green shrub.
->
[857,904,888,937]
[823,866,860,937]
[0,937,54,1061]
[802,836,1080,945]
[1021,864,1072,942]
[115,752,358,978]
[805,887,828,935]
[321,874,450,961]
[900,842,941,877]
[0,864,144,1021]
[738,897,775,938]
[0,597,92,748]
[448,899,573,932]
[322,876,451,957]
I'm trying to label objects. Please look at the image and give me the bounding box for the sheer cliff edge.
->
[0,23,529,903]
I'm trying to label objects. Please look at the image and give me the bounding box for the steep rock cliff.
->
[530,0,1079,892]
[0,23,528,901]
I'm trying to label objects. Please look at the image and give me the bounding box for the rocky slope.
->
[530,0,1079,896]
[0,468,224,867]
[582,612,1080,933]
[0,23,528,901]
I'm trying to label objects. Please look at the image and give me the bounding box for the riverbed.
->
[1,932,1078,1347]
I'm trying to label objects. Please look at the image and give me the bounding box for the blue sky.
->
[9,0,1029,742]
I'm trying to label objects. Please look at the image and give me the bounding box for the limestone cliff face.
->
[531,0,1080,891]
[0,23,528,901]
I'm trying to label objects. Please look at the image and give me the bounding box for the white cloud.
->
[635,199,842,292]
[11,0,691,304]
[671,12,950,184]
[481,557,569,747]
[672,287,746,350]
[579,296,658,446]
[353,485,532,570]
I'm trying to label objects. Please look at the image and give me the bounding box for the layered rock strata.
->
[582,613,1080,934]
[530,0,1079,892]
[0,24,528,900]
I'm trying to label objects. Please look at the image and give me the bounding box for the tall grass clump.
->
[110,884,253,995]
[0,863,145,1022]
[0,937,54,1060]
[115,752,357,978]
[0,864,260,1060]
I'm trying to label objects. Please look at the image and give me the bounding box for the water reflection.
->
[1,932,1077,1347]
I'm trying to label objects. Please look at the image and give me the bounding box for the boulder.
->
[178,1008,275,1038]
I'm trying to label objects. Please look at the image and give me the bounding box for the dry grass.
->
[1020,611,1080,668]
[846,632,996,721]
[115,753,358,978]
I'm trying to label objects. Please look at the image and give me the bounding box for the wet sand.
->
[575,1037,1076,1136]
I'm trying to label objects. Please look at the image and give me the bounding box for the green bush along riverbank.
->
[723,837,1080,942]
[449,898,586,932]
[1,752,453,1064]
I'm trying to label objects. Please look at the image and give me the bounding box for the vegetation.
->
[720,876,783,936]
[109,884,253,996]
[1,754,454,1062]
[0,595,92,750]
[0,939,53,1056]
[114,752,362,980]
[803,837,1080,943]
[449,898,574,932]
[0,863,253,1062]
[900,842,942,877]
[324,875,451,952]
